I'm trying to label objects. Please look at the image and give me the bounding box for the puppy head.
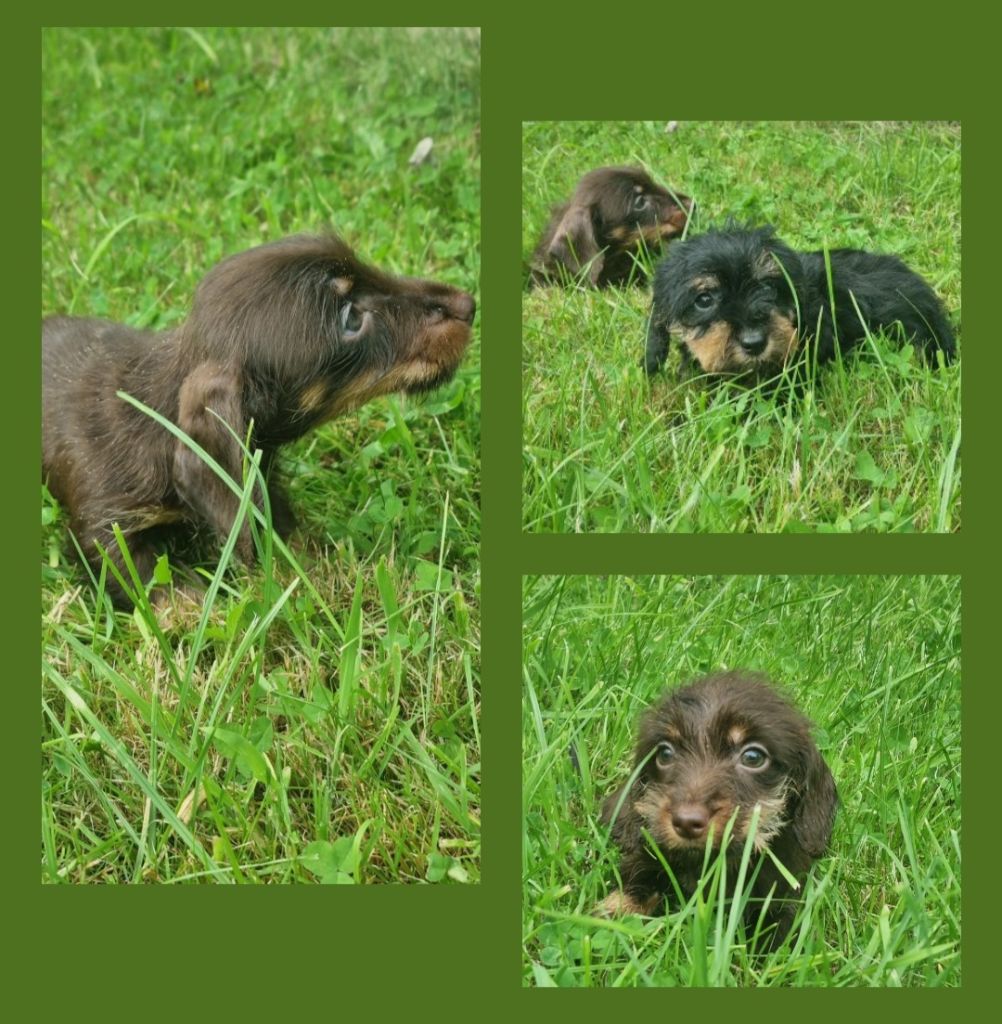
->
[538,166,693,284]
[579,165,692,249]
[627,672,836,860]
[180,235,475,422]
[655,226,804,376]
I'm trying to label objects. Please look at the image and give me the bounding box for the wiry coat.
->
[43,235,475,606]
[530,166,692,287]
[644,225,955,378]
[600,672,838,946]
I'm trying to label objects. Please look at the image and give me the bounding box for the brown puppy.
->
[600,671,837,946]
[530,166,693,287]
[43,234,475,607]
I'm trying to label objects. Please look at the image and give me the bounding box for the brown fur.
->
[42,234,475,607]
[600,671,838,947]
[530,166,692,287]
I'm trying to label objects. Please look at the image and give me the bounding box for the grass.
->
[522,574,961,986]
[523,121,961,533]
[41,27,480,883]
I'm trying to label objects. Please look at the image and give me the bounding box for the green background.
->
[22,0,984,1012]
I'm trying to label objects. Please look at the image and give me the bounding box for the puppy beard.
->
[678,312,799,377]
[633,784,789,855]
[296,320,471,420]
[400,319,473,392]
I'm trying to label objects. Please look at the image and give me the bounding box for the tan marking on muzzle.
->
[678,321,733,374]
[762,311,800,366]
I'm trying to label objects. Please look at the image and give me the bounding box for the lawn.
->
[523,573,961,986]
[523,121,961,533]
[41,27,480,884]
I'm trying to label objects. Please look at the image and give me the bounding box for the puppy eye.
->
[739,745,769,770]
[632,193,651,212]
[694,291,715,311]
[655,742,676,767]
[339,302,365,337]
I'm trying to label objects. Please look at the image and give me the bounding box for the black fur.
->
[644,225,955,379]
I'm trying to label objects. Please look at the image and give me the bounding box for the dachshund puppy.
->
[644,225,955,378]
[43,234,475,607]
[600,671,838,946]
[530,166,693,287]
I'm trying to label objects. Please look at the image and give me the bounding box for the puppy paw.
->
[593,890,659,917]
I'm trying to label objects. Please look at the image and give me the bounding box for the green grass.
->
[523,574,961,986]
[41,27,480,883]
[523,121,961,532]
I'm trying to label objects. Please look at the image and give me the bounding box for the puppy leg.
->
[259,450,297,539]
[173,362,258,562]
[595,888,662,917]
[71,514,159,609]
[643,313,671,376]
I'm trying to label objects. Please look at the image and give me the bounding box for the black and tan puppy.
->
[43,234,475,607]
[644,225,955,378]
[600,671,838,946]
[530,166,693,287]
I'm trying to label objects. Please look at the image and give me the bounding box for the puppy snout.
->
[738,326,769,355]
[446,291,476,324]
[672,804,711,841]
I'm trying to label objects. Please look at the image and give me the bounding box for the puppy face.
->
[533,166,692,286]
[657,227,803,376]
[582,166,692,250]
[630,674,828,855]
[182,235,475,425]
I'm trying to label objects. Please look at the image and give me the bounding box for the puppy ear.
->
[173,361,256,562]
[791,740,838,858]
[600,783,630,827]
[546,204,604,284]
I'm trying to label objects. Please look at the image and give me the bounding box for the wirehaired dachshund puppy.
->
[43,234,475,607]
[530,166,693,288]
[600,671,838,946]
[644,225,955,379]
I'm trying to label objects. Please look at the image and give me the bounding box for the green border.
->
[18,0,988,1011]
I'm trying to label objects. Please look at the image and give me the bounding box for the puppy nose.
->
[672,805,710,840]
[739,327,768,355]
[446,291,476,324]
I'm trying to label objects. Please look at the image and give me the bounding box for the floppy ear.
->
[546,204,604,284]
[173,361,256,562]
[600,783,631,828]
[791,741,838,858]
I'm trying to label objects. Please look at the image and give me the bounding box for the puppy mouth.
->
[679,313,799,376]
[635,792,743,851]
[401,319,473,392]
